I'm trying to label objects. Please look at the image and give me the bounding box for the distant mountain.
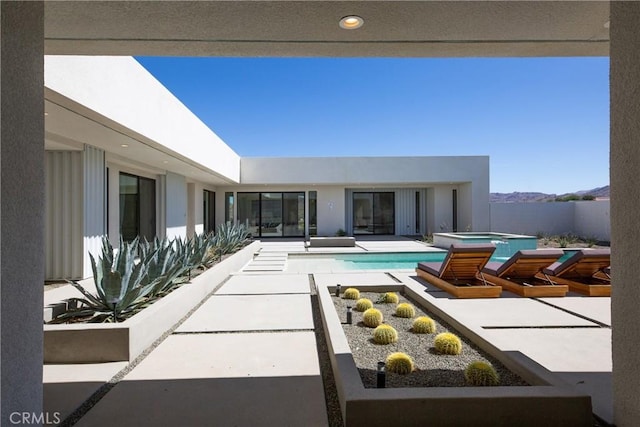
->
[490,185,609,203]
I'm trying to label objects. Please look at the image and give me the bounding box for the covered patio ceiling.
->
[45,1,609,57]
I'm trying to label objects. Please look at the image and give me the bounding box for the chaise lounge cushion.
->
[483,249,564,278]
[542,248,611,279]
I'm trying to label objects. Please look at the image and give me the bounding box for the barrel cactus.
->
[378,292,399,304]
[355,298,373,312]
[395,302,416,318]
[362,308,383,327]
[434,332,462,355]
[385,352,415,375]
[412,316,436,334]
[373,324,398,344]
[343,287,360,300]
[465,361,500,386]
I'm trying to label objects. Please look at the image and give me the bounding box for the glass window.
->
[237,191,306,237]
[283,192,305,237]
[309,191,317,237]
[353,192,394,235]
[203,190,216,233]
[119,172,156,242]
[237,192,260,236]
[261,192,283,237]
[224,192,234,224]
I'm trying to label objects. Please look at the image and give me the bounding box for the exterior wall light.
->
[339,15,364,30]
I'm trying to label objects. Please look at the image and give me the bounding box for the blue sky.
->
[136,57,609,194]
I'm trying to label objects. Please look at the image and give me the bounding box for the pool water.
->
[286,249,578,272]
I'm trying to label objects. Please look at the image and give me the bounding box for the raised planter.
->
[44,241,260,363]
[317,282,593,426]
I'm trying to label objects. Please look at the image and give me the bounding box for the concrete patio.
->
[44,238,612,426]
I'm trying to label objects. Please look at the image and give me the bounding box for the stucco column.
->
[0,1,44,422]
[611,2,640,425]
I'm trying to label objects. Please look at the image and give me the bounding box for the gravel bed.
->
[333,291,529,388]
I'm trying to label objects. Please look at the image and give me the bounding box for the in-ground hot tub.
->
[433,232,537,259]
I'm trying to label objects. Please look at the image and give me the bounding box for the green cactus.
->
[434,332,462,355]
[373,324,398,344]
[395,302,416,318]
[362,308,383,327]
[465,361,500,386]
[377,292,399,304]
[343,287,360,300]
[385,352,415,374]
[355,298,373,312]
[412,316,436,334]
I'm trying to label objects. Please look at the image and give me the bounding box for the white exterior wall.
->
[575,200,611,241]
[319,186,346,236]
[490,202,575,235]
[45,151,83,280]
[458,182,473,232]
[45,56,240,182]
[240,156,490,235]
[429,185,456,233]
[165,172,188,240]
[490,200,611,241]
[83,145,106,278]
[187,183,196,237]
[187,181,216,237]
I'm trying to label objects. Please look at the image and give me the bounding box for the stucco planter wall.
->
[44,241,259,363]
[317,282,593,426]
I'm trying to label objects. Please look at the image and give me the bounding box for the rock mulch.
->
[333,291,529,388]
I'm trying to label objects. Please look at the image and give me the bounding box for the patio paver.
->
[176,294,313,332]
[77,332,327,427]
[218,273,310,295]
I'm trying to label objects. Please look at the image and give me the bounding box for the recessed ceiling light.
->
[44,112,49,116]
[120,144,128,148]
[339,15,364,30]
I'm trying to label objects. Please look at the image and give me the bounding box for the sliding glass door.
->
[237,192,305,237]
[203,190,215,233]
[119,172,156,242]
[353,192,395,235]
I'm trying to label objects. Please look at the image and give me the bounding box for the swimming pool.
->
[286,249,578,272]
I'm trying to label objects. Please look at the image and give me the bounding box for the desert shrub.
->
[362,308,383,327]
[412,316,436,334]
[434,332,462,355]
[385,352,415,374]
[373,324,398,344]
[465,361,500,386]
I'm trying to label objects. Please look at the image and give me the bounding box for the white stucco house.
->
[44,55,490,280]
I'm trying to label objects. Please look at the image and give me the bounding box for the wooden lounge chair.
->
[538,249,611,296]
[482,249,569,297]
[415,243,501,298]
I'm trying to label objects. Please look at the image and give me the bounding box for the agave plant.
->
[53,237,158,323]
[143,236,190,297]
[211,222,250,256]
